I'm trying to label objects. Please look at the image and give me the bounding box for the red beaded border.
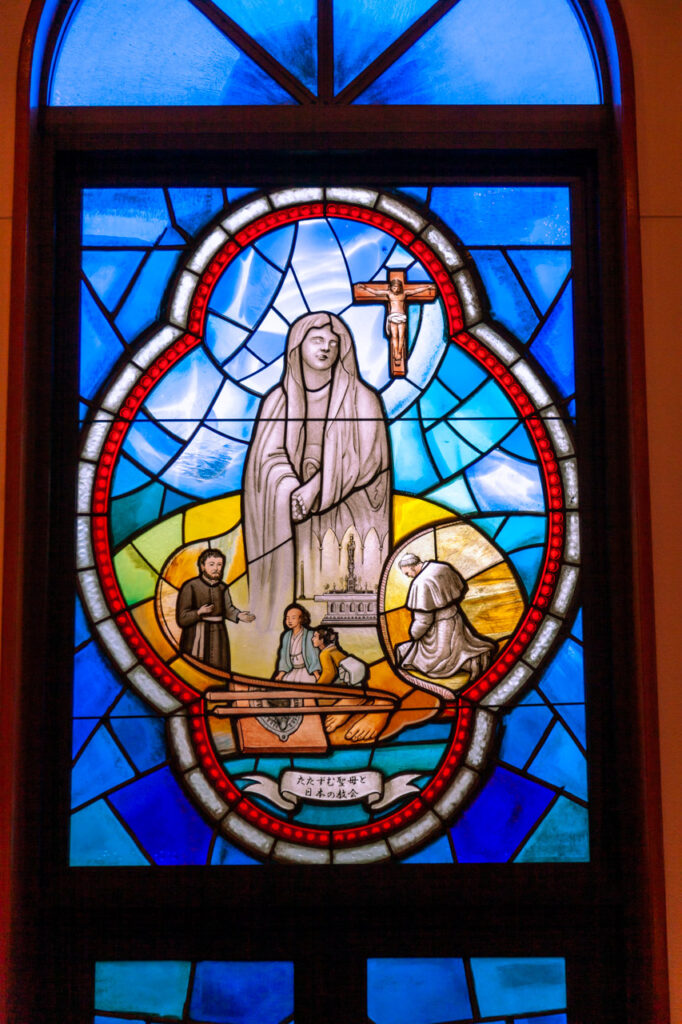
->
[88,199,568,852]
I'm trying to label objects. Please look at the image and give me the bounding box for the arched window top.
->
[46,0,603,107]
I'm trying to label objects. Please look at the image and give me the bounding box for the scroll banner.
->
[242,770,423,812]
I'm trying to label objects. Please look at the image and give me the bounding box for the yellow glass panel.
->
[384,606,413,647]
[133,515,183,572]
[208,715,237,757]
[114,544,158,605]
[162,541,207,588]
[462,563,525,641]
[435,521,503,580]
[184,494,241,543]
[393,493,456,542]
[131,598,177,661]
[156,577,181,650]
[170,655,217,693]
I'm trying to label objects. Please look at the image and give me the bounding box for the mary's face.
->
[300,324,339,371]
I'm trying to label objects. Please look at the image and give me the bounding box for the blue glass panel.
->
[398,186,429,203]
[330,218,394,284]
[212,0,317,91]
[228,187,258,202]
[123,415,183,473]
[247,309,289,362]
[427,421,480,476]
[254,224,296,270]
[538,637,586,745]
[419,378,457,422]
[83,249,146,312]
[509,250,572,314]
[470,957,566,1017]
[451,380,519,451]
[469,514,506,538]
[190,961,294,1024]
[209,378,260,431]
[528,721,587,799]
[241,356,286,394]
[427,475,479,516]
[516,1015,568,1024]
[500,422,537,461]
[95,961,191,1018]
[341,305,389,392]
[571,607,583,640]
[294,803,369,827]
[466,450,544,513]
[111,454,152,498]
[403,302,447,395]
[159,225,187,245]
[499,702,553,768]
[508,545,545,596]
[292,219,352,313]
[367,957,471,1024]
[334,0,434,93]
[145,348,224,440]
[382,378,420,420]
[401,832,454,863]
[50,0,295,106]
[72,717,95,758]
[495,514,547,553]
[530,282,575,396]
[71,800,150,866]
[438,343,487,398]
[451,766,554,862]
[210,248,283,329]
[161,428,248,497]
[473,249,538,340]
[82,188,171,246]
[72,725,135,808]
[110,691,166,772]
[356,0,600,104]
[168,188,225,236]
[95,1017,145,1024]
[206,314,249,365]
[73,642,123,719]
[515,796,589,862]
[111,482,165,547]
[371,743,447,776]
[116,250,181,342]
[389,419,439,492]
[80,283,126,400]
[109,766,214,865]
[211,837,262,866]
[163,488,195,514]
[429,188,571,247]
[273,268,309,324]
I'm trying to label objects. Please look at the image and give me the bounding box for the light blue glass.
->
[508,545,545,596]
[450,381,520,453]
[334,0,434,94]
[385,244,415,270]
[470,957,566,1018]
[145,348,224,440]
[382,379,421,420]
[193,961,294,1024]
[50,0,295,106]
[419,378,458,422]
[528,721,587,799]
[110,691,166,772]
[210,248,283,329]
[472,249,538,341]
[115,249,182,342]
[212,0,317,92]
[82,188,171,246]
[240,356,286,394]
[530,281,575,397]
[401,833,454,864]
[168,188,225,236]
[272,268,309,324]
[208,378,260,431]
[247,309,289,363]
[123,415,183,474]
[469,514,506,538]
[71,801,149,866]
[401,301,447,394]
[367,957,471,1024]
[80,284,126,400]
[254,223,296,270]
[515,796,589,862]
[427,421,480,477]
[205,314,249,365]
[495,513,547,552]
[95,961,191,1019]
[438,343,487,399]
[291,219,353,313]
[427,474,479,516]
[160,428,248,497]
[111,482,165,547]
[330,218,394,284]
[111,454,153,498]
[83,249,146,312]
[226,346,265,381]
[499,422,537,461]
[340,304,390,391]
[356,0,600,104]
[71,725,135,808]
[429,188,571,246]
[509,249,572,314]
[389,418,440,492]
[538,637,586,745]
[371,742,448,776]
[466,449,544,513]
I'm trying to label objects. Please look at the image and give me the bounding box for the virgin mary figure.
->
[242,312,391,648]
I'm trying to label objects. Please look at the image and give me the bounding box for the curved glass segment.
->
[356,0,602,105]
[48,0,296,106]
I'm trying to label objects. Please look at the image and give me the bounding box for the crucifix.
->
[353,269,438,377]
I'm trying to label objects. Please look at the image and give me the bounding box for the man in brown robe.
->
[176,548,255,671]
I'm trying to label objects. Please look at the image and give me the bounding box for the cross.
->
[353,269,438,378]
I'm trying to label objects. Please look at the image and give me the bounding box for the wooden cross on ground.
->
[353,269,437,377]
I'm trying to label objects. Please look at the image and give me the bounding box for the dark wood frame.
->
[1,1,669,1021]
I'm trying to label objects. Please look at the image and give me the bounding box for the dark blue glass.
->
[451,766,554,862]
[470,957,566,1018]
[334,0,434,93]
[367,957,471,1024]
[109,766,214,865]
[83,249,146,312]
[190,960,294,1024]
[79,284,126,401]
[95,961,191,1019]
[571,607,583,640]
[110,691,167,773]
[515,796,589,862]
[115,249,182,342]
[528,721,587,800]
[402,833,454,864]
[71,801,150,866]
[538,637,586,745]
[429,187,571,246]
[509,249,572,314]
[529,282,575,397]
[50,0,295,106]
[71,725,135,808]
[356,0,600,104]
[499,699,554,768]
[73,641,123,720]
[72,717,95,759]
[211,837,263,866]
[472,249,538,340]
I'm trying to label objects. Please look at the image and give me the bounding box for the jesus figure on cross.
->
[353,269,437,377]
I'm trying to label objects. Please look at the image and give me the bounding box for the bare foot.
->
[324,713,351,733]
[345,712,389,743]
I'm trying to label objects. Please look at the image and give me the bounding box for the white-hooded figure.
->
[242,312,391,649]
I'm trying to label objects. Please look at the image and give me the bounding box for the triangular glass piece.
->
[211,0,317,93]
[509,249,572,315]
[356,0,601,104]
[49,0,296,105]
[333,0,434,94]
[83,250,145,312]
[529,281,575,397]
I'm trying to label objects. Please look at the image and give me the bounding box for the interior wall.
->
[0,0,679,1017]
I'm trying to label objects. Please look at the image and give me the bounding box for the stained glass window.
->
[73,185,584,865]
